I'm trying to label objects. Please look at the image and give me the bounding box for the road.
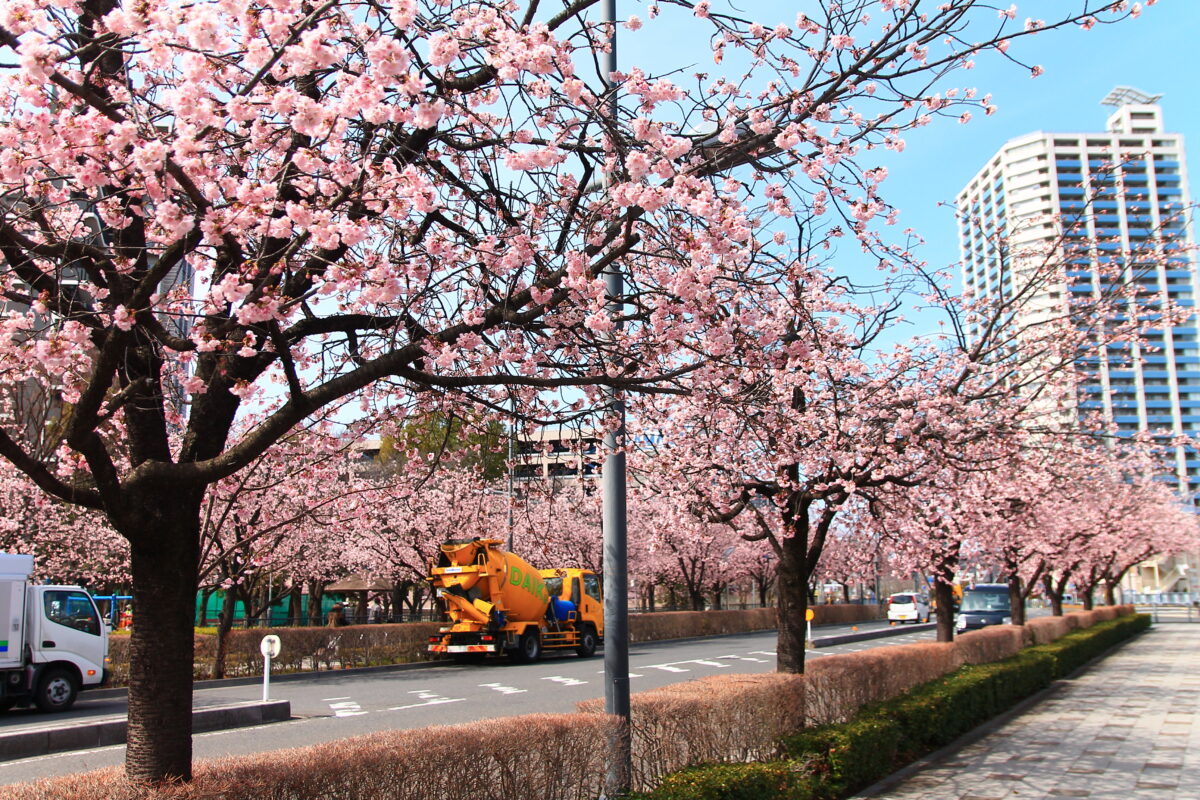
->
[0,621,935,786]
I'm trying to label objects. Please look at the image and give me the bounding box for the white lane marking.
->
[329,700,367,717]
[480,682,527,694]
[387,698,465,710]
[321,696,351,701]
[542,675,587,687]
[596,670,643,677]
[643,663,689,673]
[691,659,731,668]
[750,650,777,656]
[717,654,768,663]
[388,689,465,711]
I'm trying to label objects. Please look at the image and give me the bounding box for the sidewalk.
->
[857,622,1199,800]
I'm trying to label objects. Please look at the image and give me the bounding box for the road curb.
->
[811,622,935,648]
[0,700,291,762]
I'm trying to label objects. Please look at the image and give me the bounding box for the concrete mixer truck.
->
[426,538,603,664]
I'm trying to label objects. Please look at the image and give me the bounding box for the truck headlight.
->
[955,615,964,630]
[1002,616,1012,625]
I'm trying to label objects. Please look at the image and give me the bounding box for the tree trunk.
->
[124,497,201,783]
[196,589,212,627]
[931,549,958,642]
[776,536,807,674]
[757,579,768,609]
[306,580,325,626]
[1043,574,1064,617]
[1007,574,1026,626]
[646,583,656,612]
[1081,587,1095,610]
[391,582,405,622]
[1103,581,1117,606]
[934,578,956,642]
[287,584,302,627]
[711,590,723,610]
[688,589,704,611]
[212,589,236,680]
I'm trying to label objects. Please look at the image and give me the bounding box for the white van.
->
[0,553,109,711]
[887,592,930,624]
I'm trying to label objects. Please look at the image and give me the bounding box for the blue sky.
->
[614,1,1197,336]
[874,0,1199,307]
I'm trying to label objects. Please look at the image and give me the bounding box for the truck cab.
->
[0,554,109,712]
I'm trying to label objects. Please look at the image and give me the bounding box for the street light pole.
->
[600,0,631,795]
[507,393,516,551]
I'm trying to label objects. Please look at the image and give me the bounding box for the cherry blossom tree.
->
[197,429,391,675]
[0,460,129,587]
[0,0,1147,782]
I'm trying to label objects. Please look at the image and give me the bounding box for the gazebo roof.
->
[325,574,391,592]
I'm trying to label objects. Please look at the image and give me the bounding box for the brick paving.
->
[859,623,1200,800]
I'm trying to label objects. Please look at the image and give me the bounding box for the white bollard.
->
[260,635,281,702]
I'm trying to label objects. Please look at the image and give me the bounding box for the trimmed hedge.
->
[640,613,1149,800]
[1039,610,1150,677]
[649,762,818,800]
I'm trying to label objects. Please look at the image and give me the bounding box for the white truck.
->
[0,553,109,712]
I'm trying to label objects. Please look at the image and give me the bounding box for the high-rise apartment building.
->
[956,87,1198,496]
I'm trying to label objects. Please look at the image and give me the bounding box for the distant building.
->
[513,427,601,482]
[957,88,1198,594]
[957,88,1198,493]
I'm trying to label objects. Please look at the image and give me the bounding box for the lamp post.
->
[507,392,516,551]
[599,0,631,796]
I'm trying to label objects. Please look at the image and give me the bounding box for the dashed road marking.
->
[717,654,769,663]
[329,700,367,717]
[542,675,587,687]
[480,682,527,694]
[388,689,465,711]
[750,650,777,656]
[321,696,351,701]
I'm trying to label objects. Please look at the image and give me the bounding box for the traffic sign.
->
[260,634,282,658]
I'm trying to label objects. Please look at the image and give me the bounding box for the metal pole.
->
[262,654,271,703]
[601,0,631,794]
[507,394,516,551]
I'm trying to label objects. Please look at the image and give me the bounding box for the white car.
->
[887,592,930,624]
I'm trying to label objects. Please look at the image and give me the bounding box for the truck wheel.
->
[510,631,541,664]
[34,668,78,712]
[575,626,597,658]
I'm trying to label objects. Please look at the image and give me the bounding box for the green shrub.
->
[875,648,1055,759]
[735,613,1148,800]
[1039,614,1149,678]
[641,761,817,800]
[782,716,900,798]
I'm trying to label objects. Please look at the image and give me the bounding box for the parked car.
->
[956,583,1013,631]
[887,592,929,624]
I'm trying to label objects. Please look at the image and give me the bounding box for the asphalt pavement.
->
[0,620,935,786]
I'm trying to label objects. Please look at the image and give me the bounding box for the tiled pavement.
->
[858,622,1200,800]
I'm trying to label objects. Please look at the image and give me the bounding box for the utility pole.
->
[507,393,516,551]
[600,0,631,794]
